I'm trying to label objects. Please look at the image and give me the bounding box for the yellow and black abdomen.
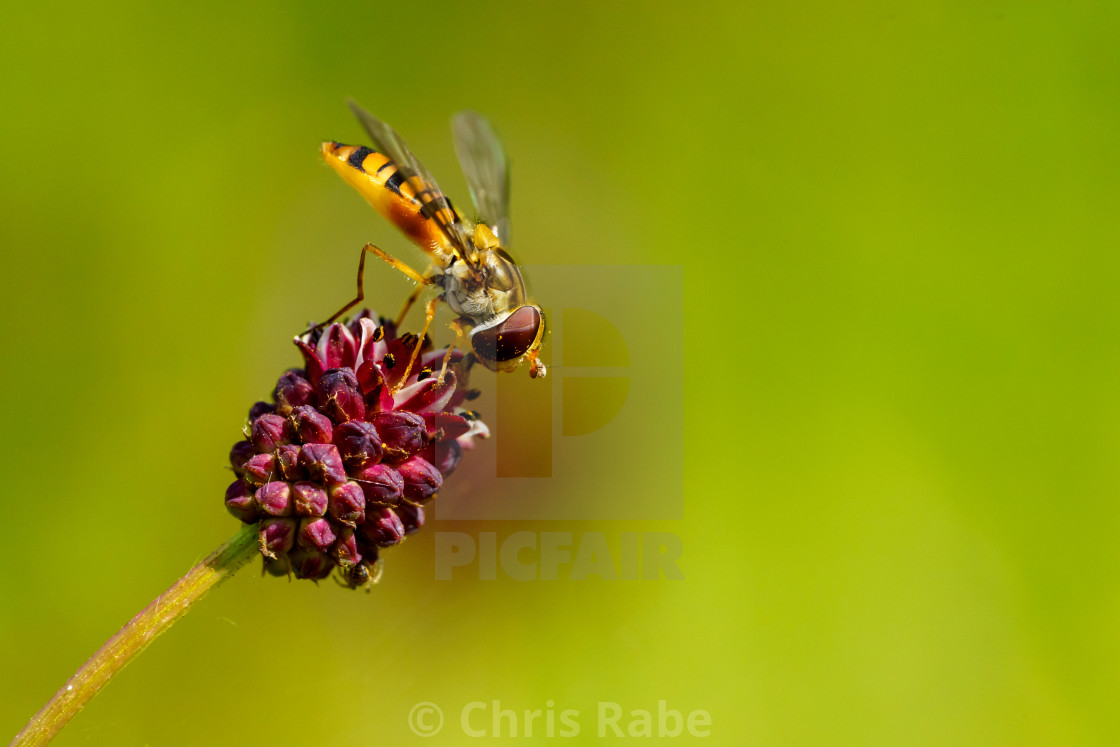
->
[321,141,455,262]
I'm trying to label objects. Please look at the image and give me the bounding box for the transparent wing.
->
[347,99,475,262]
[452,110,512,245]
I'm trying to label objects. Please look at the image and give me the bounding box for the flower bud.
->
[251,413,292,453]
[229,440,255,476]
[274,370,315,415]
[395,503,425,535]
[274,444,306,480]
[255,481,292,517]
[359,507,406,548]
[423,412,471,441]
[370,411,427,461]
[290,548,333,580]
[297,517,337,551]
[263,556,292,577]
[318,368,366,423]
[242,452,277,486]
[224,480,258,523]
[298,443,347,484]
[332,526,362,567]
[332,421,383,468]
[319,323,357,370]
[351,462,404,506]
[393,374,455,414]
[260,518,297,559]
[290,405,333,444]
[353,319,386,391]
[248,401,275,420]
[291,481,328,517]
[355,359,384,394]
[421,439,462,476]
[399,456,443,503]
[328,481,366,526]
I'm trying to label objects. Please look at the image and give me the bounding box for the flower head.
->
[226,310,488,588]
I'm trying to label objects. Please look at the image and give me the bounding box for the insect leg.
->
[395,285,425,328]
[395,263,437,327]
[393,296,442,393]
[436,320,465,385]
[364,243,430,286]
[310,243,431,333]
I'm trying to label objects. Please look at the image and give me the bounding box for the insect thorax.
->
[439,250,526,326]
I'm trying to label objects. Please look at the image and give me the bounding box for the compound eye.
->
[471,306,542,363]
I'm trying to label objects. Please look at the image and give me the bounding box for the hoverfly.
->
[317,100,546,387]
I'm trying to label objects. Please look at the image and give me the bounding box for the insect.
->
[318,100,547,385]
[334,558,382,590]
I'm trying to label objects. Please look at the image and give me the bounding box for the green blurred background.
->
[2,1,1119,744]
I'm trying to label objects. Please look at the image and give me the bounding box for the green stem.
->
[11,523,259,747]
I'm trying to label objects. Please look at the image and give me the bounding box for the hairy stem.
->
[11,523,259,747]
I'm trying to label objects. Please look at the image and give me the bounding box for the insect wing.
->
[452,110,512,244]
[348,99,474,262]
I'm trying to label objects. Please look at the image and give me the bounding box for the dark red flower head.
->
[226,310,488,588]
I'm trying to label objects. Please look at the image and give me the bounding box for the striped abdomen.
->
[321,141,459,263]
